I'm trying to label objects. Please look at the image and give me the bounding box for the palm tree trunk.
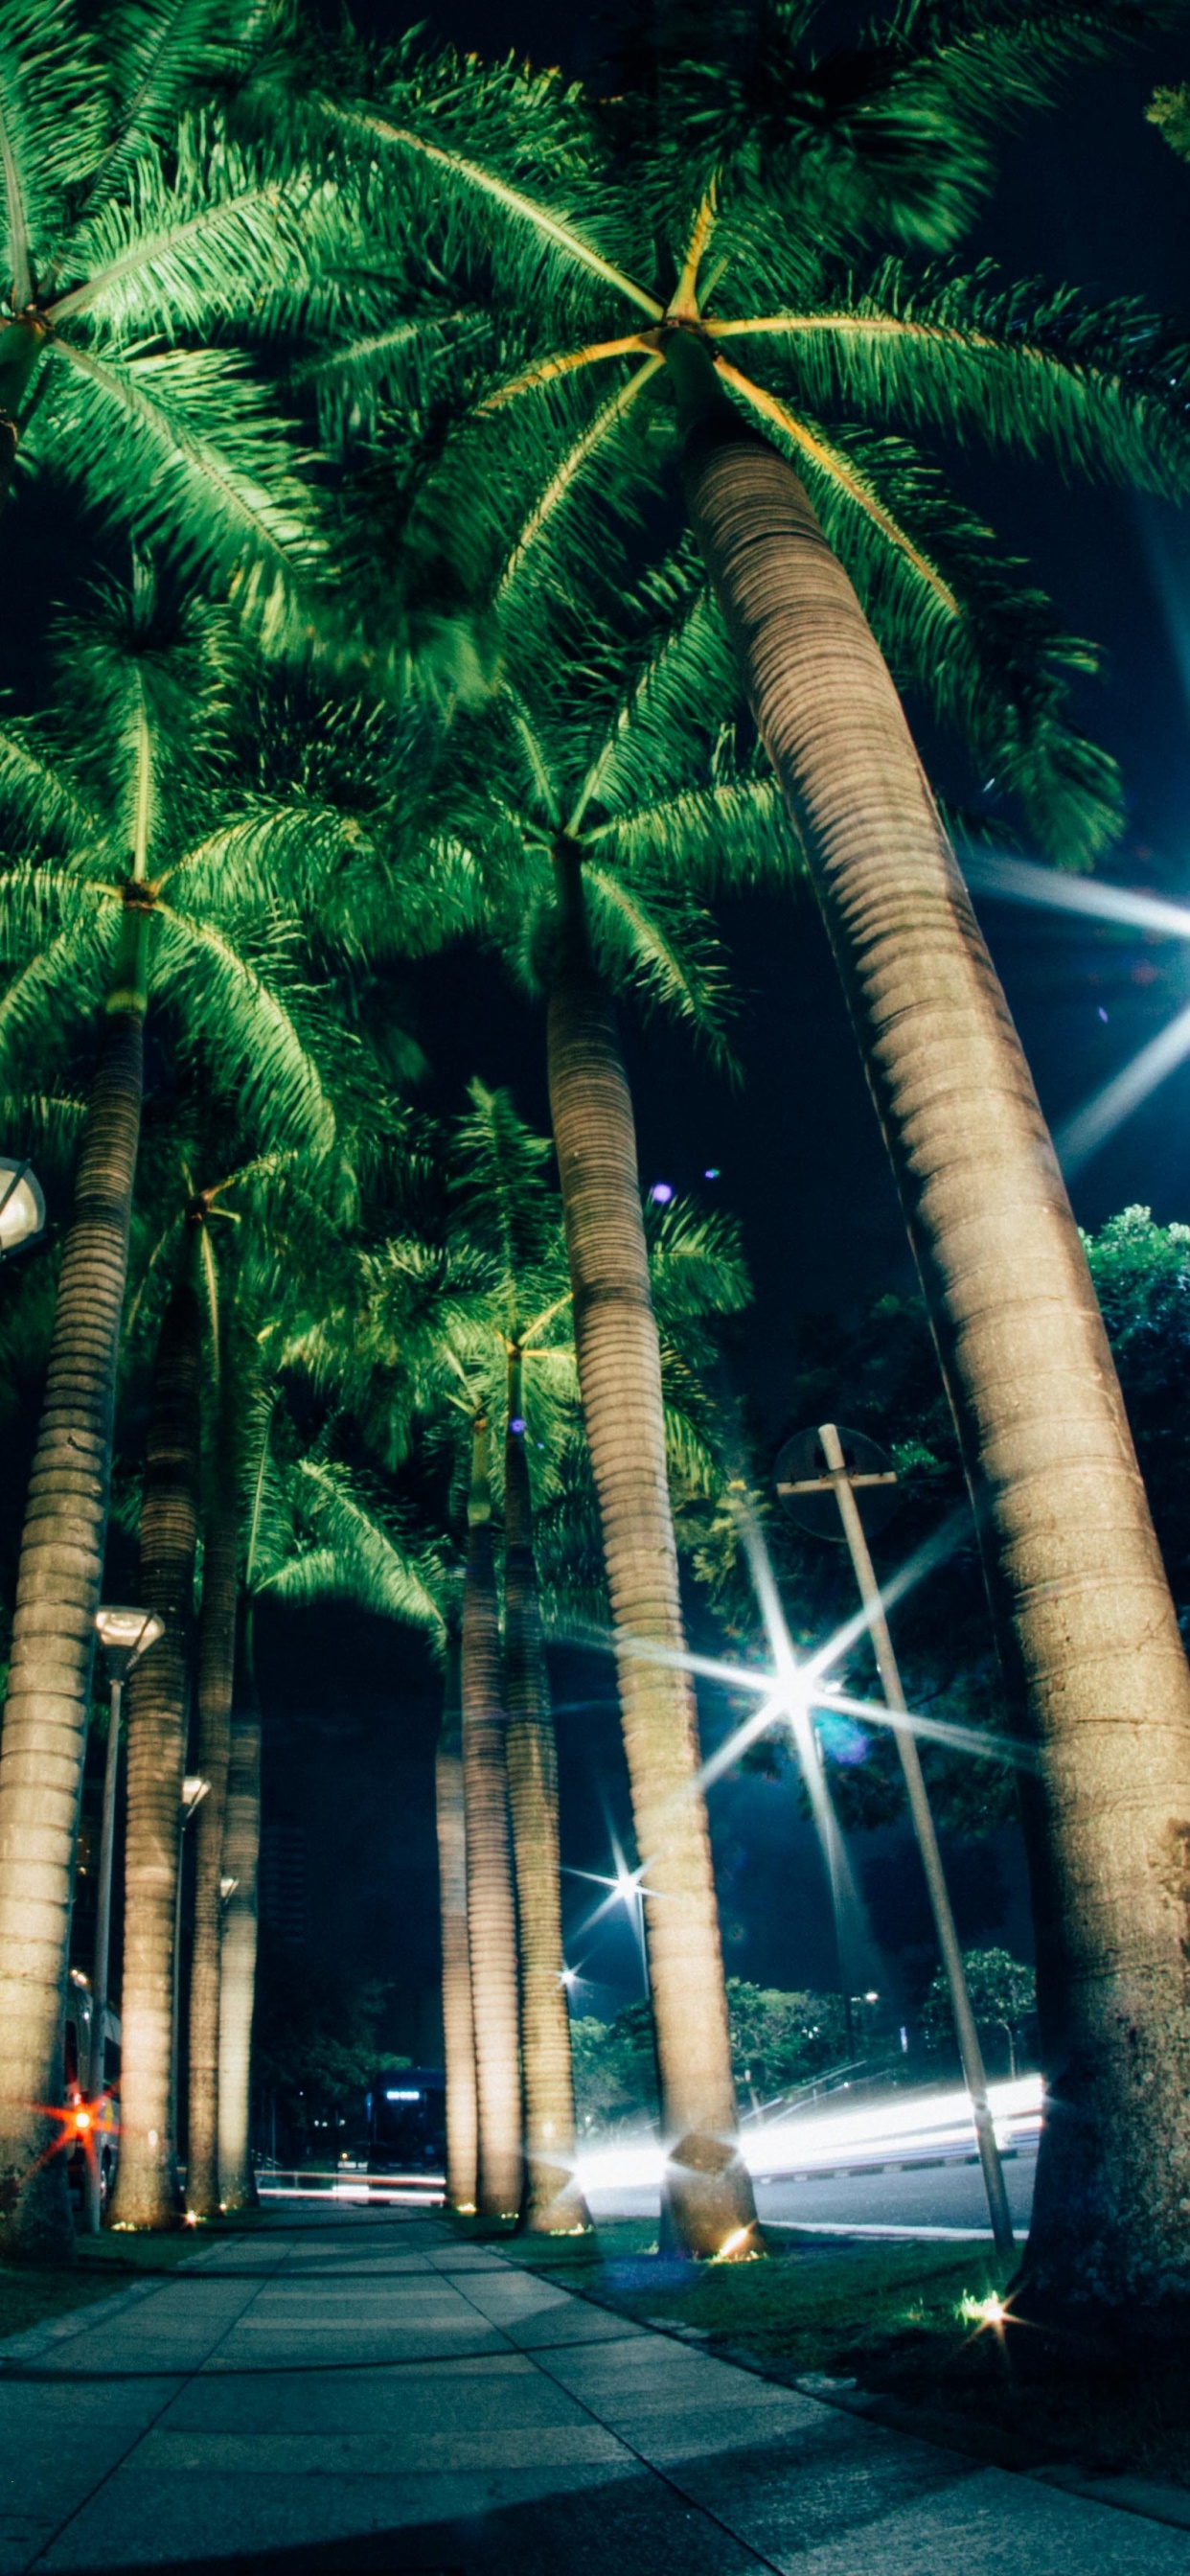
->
[504,1356,589,2233]
[217,1611,261,2213]
[461,1416,522,2218]
[0,942,146,2258]
[184,1383,238,2219]
[669,328,1190,2321]
[110,1254,202,2230]
[546,844,757,2260]
[434,1618,478,2213]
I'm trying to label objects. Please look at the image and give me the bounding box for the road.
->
[585,2146,1038,2237]
[578,2076,1042,2238]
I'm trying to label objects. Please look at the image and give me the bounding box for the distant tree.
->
[725,1981,851,2103]
[922,1946,1036,2081]
[569,2005,658,2131]
[1148,84,1190,162]
[570,1983,853,2132]
[253,1960,394,2162]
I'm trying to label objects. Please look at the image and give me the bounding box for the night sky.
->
[240,1,1190,2065]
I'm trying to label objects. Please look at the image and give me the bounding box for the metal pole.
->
[85,1673,123,2232]
[816,1422,1015,2260]
[171,1814,187,2180]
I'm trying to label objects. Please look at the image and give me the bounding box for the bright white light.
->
[1055,997,1190,1176]
[574,2077,1042,2204]
[961,845,1190,947]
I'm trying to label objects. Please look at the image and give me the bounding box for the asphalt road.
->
[585,2145,1039,2238]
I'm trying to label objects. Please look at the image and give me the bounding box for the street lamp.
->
[172,1775,210,2164]
[0,1156,46,1262]
[87,1605,163,2233]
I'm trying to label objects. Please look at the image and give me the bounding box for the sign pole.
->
[785,1422,1015,2261]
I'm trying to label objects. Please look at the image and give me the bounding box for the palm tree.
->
[211,1355,447,2207]
[460,1411,523,2218]
[217,1615,262,2214]
[0,0,322,614]
[324,12,1190,2312]
[0,573,339,2250]
[433,1603,477,2214]
[187,1349,238,2221]
[110,1228,203,2230]
[415,588,780,2252]
[305,1066,753,2239]
[451,1081,589,2231]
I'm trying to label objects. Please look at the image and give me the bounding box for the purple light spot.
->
[1098,1006,1110,1024]
[703,1166,721,1181]
[650,1182,675,1206]
[509,1416,526,1436]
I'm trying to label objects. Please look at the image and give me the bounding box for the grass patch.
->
[496,2221,1190,2489]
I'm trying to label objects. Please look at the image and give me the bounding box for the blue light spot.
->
[703,1167,721,1181]
[509,1416,526,1436]
[1098,1006,1110,1024]
[650,1183,675,1206]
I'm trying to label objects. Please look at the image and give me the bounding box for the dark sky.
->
[243,0,1190,2063]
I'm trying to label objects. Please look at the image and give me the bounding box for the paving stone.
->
[2,2207,1184,2576]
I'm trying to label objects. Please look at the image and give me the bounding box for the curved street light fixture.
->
[0,1156,46,1262]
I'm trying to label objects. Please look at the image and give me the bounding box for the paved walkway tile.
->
[0,2205,1185,2573]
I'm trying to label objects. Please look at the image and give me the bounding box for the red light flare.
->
[25,2095,118,2185]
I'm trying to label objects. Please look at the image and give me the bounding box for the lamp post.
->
[172,1775,210,2177]
[87,1606,164,2232]
[0,1156,46,1263]
[776,1421,1016,2262]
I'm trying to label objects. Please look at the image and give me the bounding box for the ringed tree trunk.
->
[668,327,1190,2322]
[461,1416,523,2219]
[434,1615,478,2214]
[217,1609,262,2212]
[0,901,149,2259]
[546,844,757,2260]
[110,1252,203,2230]
[185,1369,238,2219]
[503,1354,589,2233]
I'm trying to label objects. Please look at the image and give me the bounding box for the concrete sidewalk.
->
[0,2205,1186,2575]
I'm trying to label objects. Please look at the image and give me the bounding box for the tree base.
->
[517,2160,592,2235]
[660,2131,762,2260]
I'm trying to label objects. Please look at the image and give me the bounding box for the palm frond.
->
[0,0,102,300]
[583,858,738,1064]
[449,1078,558,1291]
[738,262,1190,497]
[151,905,337,1153]
[29,340,323,630]
[51,135,309,341]
[263,1456,446,1641]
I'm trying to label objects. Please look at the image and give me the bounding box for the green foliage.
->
[333,6,1182,864]
[1148,81,1190,162]
[0,0,329,637]
[726,1978,851,2096]
[1082,1206,1190,1626]
[921,1945,1036,2052]
[253,1956,395,2150]
[570,1981,850,2128]
[569,2003,659,2128]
